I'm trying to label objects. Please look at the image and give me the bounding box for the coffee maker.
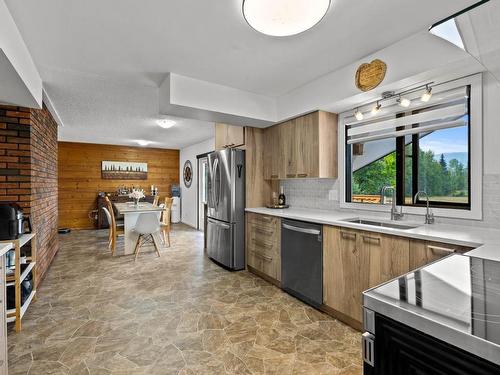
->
[0,204,31,240]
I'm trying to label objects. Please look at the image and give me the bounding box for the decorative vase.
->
[134,198,140,207]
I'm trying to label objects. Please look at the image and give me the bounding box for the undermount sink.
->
[343,218,420,230]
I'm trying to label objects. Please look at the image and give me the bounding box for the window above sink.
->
[339,74,483,221]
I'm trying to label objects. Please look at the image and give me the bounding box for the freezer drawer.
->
[207,218,233,267]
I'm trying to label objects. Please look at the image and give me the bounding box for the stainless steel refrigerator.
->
[206,148,245,270]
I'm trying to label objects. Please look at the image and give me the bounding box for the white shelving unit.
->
[0,242,13,374]
[2,233,36,332]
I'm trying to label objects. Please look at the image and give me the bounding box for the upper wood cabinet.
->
[215,123,245,150]
[263,125,281,180]
[263,111,338,180]
[323,226,410,324]
[281,120,297,178]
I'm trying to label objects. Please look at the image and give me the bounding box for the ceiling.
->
[4,0,479,149]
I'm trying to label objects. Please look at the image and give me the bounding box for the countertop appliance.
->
[281,219,323,307]
[0,205,30,240]
[206,149,245,270]
[363,254,500,373]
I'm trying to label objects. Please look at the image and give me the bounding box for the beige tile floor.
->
[7,224,362,375]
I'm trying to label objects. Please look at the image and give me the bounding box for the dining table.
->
[114,202,164,255]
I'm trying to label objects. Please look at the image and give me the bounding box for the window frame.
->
[339,74,483,220]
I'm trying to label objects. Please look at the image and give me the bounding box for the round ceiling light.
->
[157,119,176,129]
[243,0,331,37]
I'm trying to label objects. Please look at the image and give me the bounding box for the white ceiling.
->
[4,0,479,149]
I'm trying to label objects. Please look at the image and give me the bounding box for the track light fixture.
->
[371,101,381,115]
[352,81,434,120]
[354,108,364,121]
[398,95,411,108]
[421,85,433,102]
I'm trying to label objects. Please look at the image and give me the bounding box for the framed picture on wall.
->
[101,161,148,180]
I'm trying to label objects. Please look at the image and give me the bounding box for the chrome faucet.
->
[414,191,435,224]
[380,185,404,221]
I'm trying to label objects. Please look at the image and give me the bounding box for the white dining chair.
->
[132,212,162,261]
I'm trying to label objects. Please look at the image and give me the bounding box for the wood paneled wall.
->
[58,142,179,229]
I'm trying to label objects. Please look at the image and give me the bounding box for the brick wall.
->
[30,107,58,284]
[0,104,59,286]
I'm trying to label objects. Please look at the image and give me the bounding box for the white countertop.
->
[246,207,500,260]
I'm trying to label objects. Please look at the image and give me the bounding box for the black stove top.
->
[367,254,500,347]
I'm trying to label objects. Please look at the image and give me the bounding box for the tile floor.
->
[7,225,362,374]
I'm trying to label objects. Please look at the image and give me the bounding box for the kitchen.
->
[1,0,500,374]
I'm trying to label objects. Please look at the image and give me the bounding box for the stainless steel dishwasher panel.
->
[281,219,323,307]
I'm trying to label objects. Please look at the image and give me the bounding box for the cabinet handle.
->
[253,239,272,249]
[271,174,279,179]
[286,174,296,178]
[362,235,381,244]
[254,227,274,235]
[252,250,273,262]
[256,216,272,223]
[297,173,308,178]
[427,245,455,253]
[341,231,357,240]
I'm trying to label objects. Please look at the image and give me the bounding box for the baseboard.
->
[179,221,199,230]
[247,265,281,287]
[320,304,363,331]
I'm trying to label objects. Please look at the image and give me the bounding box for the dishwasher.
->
[281,219,323,307]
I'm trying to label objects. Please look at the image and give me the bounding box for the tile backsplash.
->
[280,174,500,229]
[280,179,340,210]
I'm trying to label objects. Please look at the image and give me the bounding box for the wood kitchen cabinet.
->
[281,120,297,178]
[323,226,365,324]
[263,124,281,180]
[246,213,281,282]
[263,111,338,180]
[409,239,473,270]
[323,226,409,324]
[215,123,245,150]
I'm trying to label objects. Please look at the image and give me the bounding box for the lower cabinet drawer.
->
[246,213,281,281]
[247,213,279,228]
[248,246,279,279]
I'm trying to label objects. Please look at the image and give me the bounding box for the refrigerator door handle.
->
[207,161,212,208]
[210,158,219,209]
[214,158,221,208]
[207,218,230,229]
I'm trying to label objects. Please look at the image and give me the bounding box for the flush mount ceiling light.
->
[242,0,331,37]
[135,140,152,146]
[157,119,176,129]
